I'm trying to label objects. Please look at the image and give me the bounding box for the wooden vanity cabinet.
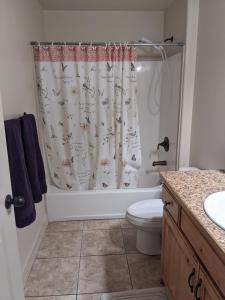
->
[162,210,198,300]
[161,186,225,300]
[196,268,223,300]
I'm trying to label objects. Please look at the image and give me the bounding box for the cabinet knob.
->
[194,279,202,300]
[188,268,195,293]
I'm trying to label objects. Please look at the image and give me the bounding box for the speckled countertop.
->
[160,170,225,260]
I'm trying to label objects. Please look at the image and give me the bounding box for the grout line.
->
[76,227,84,295]
[121,229,133,289]
[82,227,122,232]
[25,294,76,298]
[35,253,132,260]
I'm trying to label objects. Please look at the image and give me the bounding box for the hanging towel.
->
[4,119,36,228]
[20,114,47,203]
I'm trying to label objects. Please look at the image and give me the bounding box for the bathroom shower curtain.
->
[34,45,141,190]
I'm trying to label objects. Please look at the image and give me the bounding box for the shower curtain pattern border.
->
[33,46,137,62]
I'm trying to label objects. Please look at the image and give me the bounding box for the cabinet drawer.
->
[162,187,179,224]
[181,209,225,296]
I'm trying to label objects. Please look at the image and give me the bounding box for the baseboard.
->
[22,220,48,284]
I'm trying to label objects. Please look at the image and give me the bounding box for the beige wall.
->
[190,0,225,169]
[164,0,187,41]
[0,0,47,282]
[43,10,164,42]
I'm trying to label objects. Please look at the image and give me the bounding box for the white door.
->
[0,94,25,300]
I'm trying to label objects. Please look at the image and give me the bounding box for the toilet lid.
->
[127,199,163,220]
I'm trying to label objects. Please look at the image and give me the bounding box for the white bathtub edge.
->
[46,186,162,221]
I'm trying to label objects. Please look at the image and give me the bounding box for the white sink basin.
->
[204,191,225,230]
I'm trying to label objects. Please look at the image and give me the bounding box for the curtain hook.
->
[51,41,54,47]
[81,41,85,50]
[79,41,82,47]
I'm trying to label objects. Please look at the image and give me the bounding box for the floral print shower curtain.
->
[34,45,141,190]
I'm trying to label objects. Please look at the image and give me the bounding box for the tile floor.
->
[25,219,161,299]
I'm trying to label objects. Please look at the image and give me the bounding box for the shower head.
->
[138,37,167,62]
[138,37,164,52]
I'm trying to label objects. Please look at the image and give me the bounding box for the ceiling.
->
[39,0,175,11]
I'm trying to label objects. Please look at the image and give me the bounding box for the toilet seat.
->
[126,199,163,228]
[127,199,163,219]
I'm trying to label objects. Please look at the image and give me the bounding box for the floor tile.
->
[47,221,84,232]
[119,219,133,229]
[37,231,82,258]
[122,229,139,253]
[25,257,80,297]
[77,294,102,300]
[26,296,76,300]
[127,254,161,289]
[83,219,121,230]
[78,255,131,294]
[81,229,124,256]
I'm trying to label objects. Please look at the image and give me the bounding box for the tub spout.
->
[152,160,167,167]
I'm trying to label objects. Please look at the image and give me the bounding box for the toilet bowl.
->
[126,199,163,255]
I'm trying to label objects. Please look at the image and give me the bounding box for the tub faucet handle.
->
[157,137,169,152]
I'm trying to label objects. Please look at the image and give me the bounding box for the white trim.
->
[179,0,199,167]
[22,220,48,284]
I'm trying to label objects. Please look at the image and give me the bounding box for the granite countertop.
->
[160,170,225,259]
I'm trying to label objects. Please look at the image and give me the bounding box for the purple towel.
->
[20,114,47,203]
[4,119,36,228]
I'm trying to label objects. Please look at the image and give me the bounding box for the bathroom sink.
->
[204,191,225,230]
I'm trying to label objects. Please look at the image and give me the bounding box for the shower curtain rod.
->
[30,41,184,47]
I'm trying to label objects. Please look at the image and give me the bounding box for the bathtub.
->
[46,184,162,221]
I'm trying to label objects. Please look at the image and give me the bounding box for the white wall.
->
[164,0,187,42]
[0,0,47,283]
[190,0,225,169]
[43,10,164,42]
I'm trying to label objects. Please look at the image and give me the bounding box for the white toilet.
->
[126,167,199,255]
[126,198,163,255]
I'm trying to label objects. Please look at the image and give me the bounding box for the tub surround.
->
[160,170,225,299]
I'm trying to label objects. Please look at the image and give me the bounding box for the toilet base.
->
[136,229,161,255]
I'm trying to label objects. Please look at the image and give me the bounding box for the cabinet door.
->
[195,268,224,300]
[161,210,198,300]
